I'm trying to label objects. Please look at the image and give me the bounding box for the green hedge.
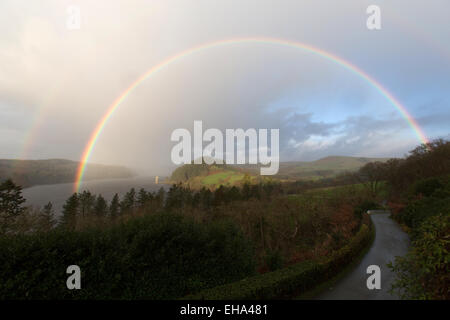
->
[183,218,374,300]
[389,214,449,299]
[397,196,450,229]
[0,213,256,299]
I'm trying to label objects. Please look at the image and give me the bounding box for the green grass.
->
[227,173,246,184]
[202,171,236,185]
[201,170,255,187]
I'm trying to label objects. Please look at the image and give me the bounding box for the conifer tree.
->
[120,188,136,214]
[60,193,79,229]
[40,201,56,231]
[228,186,241,202]
[109,193,120,219]
[79,190,95,217]
[200,187,212,209]
[191,191,200,208]
[213,185,226,206]
[137,188,148,209]
[0,179,26,233]
[94,194,108,217]
[242,182,251,200]
[155,187,166,209]
[166,184,184,209]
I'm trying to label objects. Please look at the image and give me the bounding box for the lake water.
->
[22,176,168,217]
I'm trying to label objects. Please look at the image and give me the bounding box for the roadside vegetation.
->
[384,139,450,300]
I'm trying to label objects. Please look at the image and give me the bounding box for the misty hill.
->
[274,156,391,180]
[0,159,135,188]
[170,156,391,187]
[234,156,391,180]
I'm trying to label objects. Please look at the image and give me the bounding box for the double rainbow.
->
[74,37,429,192]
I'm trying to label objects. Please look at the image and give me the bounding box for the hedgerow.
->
[182,217,374,300]
[389,214,449,299]
[0,212,256,299]
[395,176,450,229]
[386,141,450,299]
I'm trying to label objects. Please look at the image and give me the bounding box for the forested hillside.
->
[0,159,134,188]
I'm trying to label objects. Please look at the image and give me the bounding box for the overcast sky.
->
[0,0,449,175]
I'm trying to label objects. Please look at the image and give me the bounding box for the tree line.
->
[59,180,285,230]
[0,177,283,234]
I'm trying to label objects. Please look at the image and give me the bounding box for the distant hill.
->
[273,156,391,180]
[0,159,135,188]
[169,156,391,188]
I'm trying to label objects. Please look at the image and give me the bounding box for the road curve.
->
[316,212,410,300]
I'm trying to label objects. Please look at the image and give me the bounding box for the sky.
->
[0,0,449,175]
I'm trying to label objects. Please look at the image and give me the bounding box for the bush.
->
[353,200,381,219]
[396,196,450,229]
[389,174,450,299]
[183,219,374,300]
[264,249,285,272]
[412,177,444,197]
[0,212,256,299]
[389,214,450,299]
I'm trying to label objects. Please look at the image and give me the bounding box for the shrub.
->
[353,200,380,219]
[389,214,450,299]
[412,177,444,197]
[264,249,285,272]
[0,212,256,299]
[396,196,450,229]
[183,220,374,300]
[389,173,450,299]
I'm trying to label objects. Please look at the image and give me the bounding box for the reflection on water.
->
[22,176,167,217]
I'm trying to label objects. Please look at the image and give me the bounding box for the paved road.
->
[316,213,410,300]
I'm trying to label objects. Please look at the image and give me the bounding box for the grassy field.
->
[190,170,260,188]
[202,171,243,185]
[170,156,392,189]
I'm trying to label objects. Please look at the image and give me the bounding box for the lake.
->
[22,176,168,217]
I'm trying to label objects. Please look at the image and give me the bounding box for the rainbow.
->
[74,37,430,192]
